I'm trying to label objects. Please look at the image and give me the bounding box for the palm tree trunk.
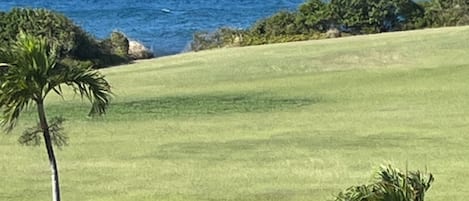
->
[37,100,61,201]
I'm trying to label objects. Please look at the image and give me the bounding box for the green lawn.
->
[1,26,469,201]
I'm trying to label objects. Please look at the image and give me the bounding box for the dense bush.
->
[329,0,425,34]
[0,8,131,68]
[421,0,469,27]
[295,0,333,33]
[250,11,300,37]
[335,165,434,201]
[0,8,90,57]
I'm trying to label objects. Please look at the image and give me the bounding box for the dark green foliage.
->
[250,0,333,37]
[251,11,299,37]
[0,8,130,68]
[421,0,469,27]
[296,0,333,33]
[335,165,434,201]
[329,0,425,34]
[0,8,96,59]
[396,1,428,30]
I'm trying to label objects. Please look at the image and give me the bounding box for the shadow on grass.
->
[149,131,444,162]
[29,93,319,121]
[109,93,320,119]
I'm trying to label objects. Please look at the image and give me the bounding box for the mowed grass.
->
[1,26,469,201]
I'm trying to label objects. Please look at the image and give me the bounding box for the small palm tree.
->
[335,164,434,201]
[0,33,112,201]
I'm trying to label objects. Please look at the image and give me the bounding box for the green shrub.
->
[191,28,247,51]
[0,8,89,57]
[295,0,333,33]
[421,0,469,27]
[335,164,434,201]
[250,11,300,37]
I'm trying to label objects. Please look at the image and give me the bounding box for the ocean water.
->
[0,0,305,56]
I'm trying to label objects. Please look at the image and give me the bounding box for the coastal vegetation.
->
[1,25,468,200]
[191,0,469,51]
[0,8,153,68]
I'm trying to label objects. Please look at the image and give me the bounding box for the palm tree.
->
[335,164,434,201]
[0,33,112,201]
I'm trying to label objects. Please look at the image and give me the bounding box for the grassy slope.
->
[1,26,469,201]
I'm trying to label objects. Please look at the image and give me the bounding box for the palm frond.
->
[0,72,35,131]
[46,64,112,116]
[334,164,434,201]
[0,32,54,131]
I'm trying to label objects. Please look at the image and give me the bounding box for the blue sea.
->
[0,0,305,56]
